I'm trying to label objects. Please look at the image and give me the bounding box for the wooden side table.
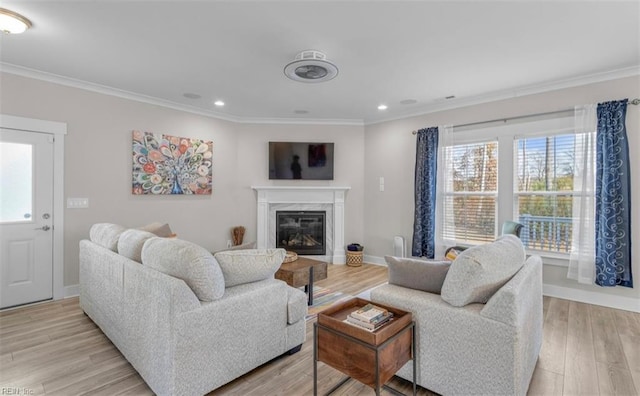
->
[313,298,416,396]
[275,256,328,305]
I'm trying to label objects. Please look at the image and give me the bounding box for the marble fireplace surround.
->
[252,186,351,264]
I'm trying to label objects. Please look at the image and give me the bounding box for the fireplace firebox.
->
[276,211,326,255]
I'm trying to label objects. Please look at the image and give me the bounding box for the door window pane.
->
[0,142,33,223]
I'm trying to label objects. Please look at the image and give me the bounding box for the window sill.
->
[526,250,569,267]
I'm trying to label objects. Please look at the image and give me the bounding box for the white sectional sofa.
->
[79,223,307,395]
[371,235,543,396]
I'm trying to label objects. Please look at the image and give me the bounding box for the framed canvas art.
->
[132,130,213,195]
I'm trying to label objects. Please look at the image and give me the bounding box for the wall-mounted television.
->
[269,142,334,180]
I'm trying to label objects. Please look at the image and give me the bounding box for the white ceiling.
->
[1,1,639,125]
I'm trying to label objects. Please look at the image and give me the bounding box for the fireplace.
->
[276,211,326,255]
[252,186,350,263]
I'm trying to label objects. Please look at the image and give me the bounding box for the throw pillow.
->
[117,229,156,263]
[441,235,525,307]
[214,248,286,287]
[385,256,451,294]
[138,222,175,238]
[89,223,126,252]
[141,237,225,302]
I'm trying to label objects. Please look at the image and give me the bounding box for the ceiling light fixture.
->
[214,100,225,107]
[0,8,32,34]
[377,104,388,110]
[284,50,338,83]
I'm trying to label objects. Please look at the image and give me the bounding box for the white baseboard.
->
[365,255,639,313]
[363,255,387,266]
[64,284,79,298]
[543,284,639,313]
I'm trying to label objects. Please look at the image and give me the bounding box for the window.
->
[439,116,580,256]
[442,141,498,243]
[0,142,33,223]
[515,135,577,253]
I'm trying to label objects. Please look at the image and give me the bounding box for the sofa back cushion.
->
[118,229,157,263]
[441,235,525,307]
[214,248,285,287]
[385,256,451,294]
[89,223,126,252]
[141,237,224,302]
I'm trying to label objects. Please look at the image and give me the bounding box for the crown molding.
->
[2,62,637,127]
[365,65,640,126]
[0,62,245,123]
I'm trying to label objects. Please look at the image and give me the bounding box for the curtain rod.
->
[411,98,640,135]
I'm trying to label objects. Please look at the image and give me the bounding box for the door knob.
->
[35,225,51,231]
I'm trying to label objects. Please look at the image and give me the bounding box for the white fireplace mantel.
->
[251,186,351,264]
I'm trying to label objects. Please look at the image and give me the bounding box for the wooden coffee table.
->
[313,298,415,396]
[275,256,328,305]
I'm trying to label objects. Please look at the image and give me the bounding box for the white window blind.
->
[514,134,580,253]
[442,141,498,243]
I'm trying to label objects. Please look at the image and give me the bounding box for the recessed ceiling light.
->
[400,99,418,105]
[214,100,225,107]
[183,93,201,99]
[377,104,388,110]
[0,8,32,34]
[294,110,309,114]
[284,50,338,83]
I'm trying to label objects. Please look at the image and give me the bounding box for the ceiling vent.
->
[284,50,338,83]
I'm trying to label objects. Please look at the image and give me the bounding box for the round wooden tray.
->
[283,251,298,263]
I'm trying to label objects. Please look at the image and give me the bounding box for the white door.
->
[0,128,54,308]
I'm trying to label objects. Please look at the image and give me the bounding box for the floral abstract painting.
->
[132,130,213,195]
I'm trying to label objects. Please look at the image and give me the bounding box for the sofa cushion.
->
[214,248,285,287]
[212,241,257,254]
[441,235,525,307]
[286,287,307,324]
[141,237,225,302]
[117,229,157,263]
[89,223,126,252]
[385,256,451,294]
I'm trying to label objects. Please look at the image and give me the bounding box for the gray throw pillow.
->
[385,256,451,294]
[441,235,525,307]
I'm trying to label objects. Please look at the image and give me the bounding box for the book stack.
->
[344,303,393,332]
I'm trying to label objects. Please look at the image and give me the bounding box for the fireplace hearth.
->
[276,211,326,255]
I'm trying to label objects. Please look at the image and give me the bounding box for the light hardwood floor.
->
[1,263,638,395]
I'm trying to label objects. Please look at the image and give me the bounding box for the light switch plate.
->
[67,198,89,208]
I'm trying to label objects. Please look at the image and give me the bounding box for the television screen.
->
[269,142,334,180]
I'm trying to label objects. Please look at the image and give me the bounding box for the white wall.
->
[364,76,640,309]
[3,70,637,310]
[234,123,365,246]
[0,72,365,287]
